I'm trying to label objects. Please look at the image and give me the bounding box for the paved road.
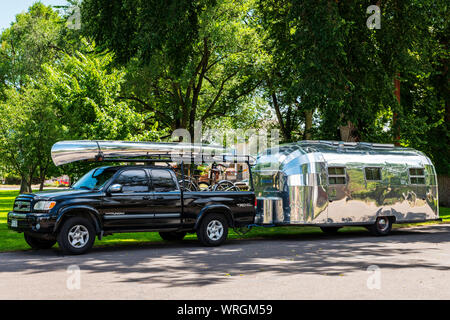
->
[1,224,450,300]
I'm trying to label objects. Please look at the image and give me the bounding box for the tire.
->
[159,231,187,241]
[213,180,240,191]
[24,233,56,249]
[368,217,392,236]
[320,226,341,234]
[196,213,229,246]
[57,216,96,255]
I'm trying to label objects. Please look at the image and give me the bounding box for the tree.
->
[258,0,448,154]
[0,86,61,192]
[43,42,161,140]
[0,2,69,192]
[0,3,66,91]
[82,0,264,137]
[41,41,167,179]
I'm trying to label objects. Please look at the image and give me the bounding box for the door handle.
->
[143,196,151,200]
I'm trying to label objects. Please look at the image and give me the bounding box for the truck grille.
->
[13,200,31,212]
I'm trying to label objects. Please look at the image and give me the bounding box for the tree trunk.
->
[271,93,291,142]
[393,73,401,146]
[339,120,359,142]
[304,109,313,140]
[19,177,32,193]
[39,176,45,191]
[38,166,48,191]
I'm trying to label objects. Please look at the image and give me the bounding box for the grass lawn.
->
[0,189,449,252]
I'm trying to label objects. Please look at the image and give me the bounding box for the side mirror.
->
[108,184,123,193]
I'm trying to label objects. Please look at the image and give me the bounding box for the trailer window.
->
[328,167,346,185]
[409,168,425,184]
[365,167,382,181]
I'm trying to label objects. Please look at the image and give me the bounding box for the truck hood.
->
[27,189,99,200]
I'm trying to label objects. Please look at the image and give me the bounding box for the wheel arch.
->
[54,206,102,234]
[194,205,234,230]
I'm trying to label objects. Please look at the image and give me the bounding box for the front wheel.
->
[367,217,392,236]
[197,214,229,246]
[159,231,186,241]
[24,233,56,249]
[57,217,96,255]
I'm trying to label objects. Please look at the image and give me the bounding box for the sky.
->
[0,0,68,32]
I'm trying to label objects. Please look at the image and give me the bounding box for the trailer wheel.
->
[320,227,341,234]
[197,213,229,246]
[159,231,186,241]
[24,233,56,249]
[368,217,392,236]
[57,216,96,255]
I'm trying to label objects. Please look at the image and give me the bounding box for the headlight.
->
[33,201,56,211]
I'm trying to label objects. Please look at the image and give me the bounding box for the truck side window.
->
[115,169,149,193]
[151,169,178,192]
[365,167,382,181]
[328,166,346,184]
[409,168,425,184]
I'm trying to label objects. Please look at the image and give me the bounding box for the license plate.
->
[11,219,18,228]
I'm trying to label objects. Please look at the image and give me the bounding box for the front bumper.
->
[7,212,56,233]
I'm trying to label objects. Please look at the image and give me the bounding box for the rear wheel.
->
[320,227,341,234]
[159,231,186,241]
[24,233,56,249]
[57,217,96,255]
[197,213,229,246]
[368,217,392,236]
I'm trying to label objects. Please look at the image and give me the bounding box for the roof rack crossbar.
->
[91,153,255,164]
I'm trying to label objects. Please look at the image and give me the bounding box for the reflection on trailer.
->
[252,140,440,235]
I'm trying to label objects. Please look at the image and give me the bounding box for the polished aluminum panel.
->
[51,140,228,166]
[260,197,283,224]
[253,140,439,226]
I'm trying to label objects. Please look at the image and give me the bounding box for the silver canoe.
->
[51,140,231,166]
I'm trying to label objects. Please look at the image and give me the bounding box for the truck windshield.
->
[71,167,119,190]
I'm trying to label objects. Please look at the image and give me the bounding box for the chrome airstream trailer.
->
[252,140,440,235]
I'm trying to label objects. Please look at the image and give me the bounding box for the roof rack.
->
[93,153,255,164]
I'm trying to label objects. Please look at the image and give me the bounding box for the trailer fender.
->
[195,205,234,230]
[54,206,102,234]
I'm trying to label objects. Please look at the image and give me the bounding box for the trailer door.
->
[326,166,348,223]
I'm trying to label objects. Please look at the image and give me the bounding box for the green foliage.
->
[0,85,61,191]
[0,4,166,187]
[0,0,448,181]
[42,42,161,141]
[257,0,449,174]
[82,0,266,135]
[0,2,65,90]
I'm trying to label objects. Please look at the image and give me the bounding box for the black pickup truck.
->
[7,165,256,254]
